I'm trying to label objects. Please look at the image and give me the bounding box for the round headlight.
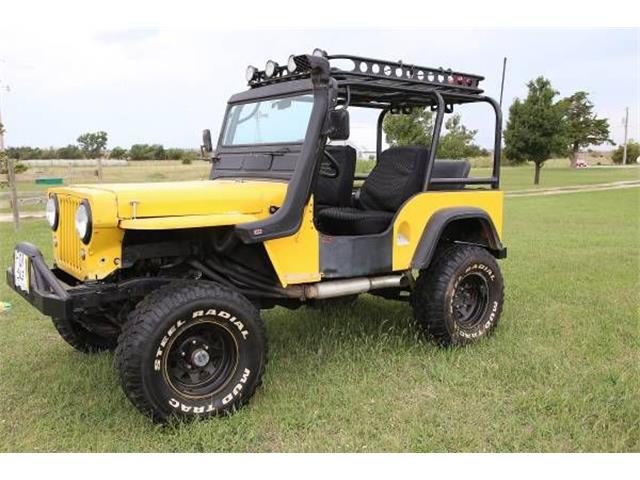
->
[45,194,59,230]
[75,200,92,244]
[312,48,327,58]
[287,55,297,73]
[265,60,278,78]
[245,65,258,82]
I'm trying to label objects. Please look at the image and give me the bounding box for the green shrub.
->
[129,144,166,161]
[165,148,183,160]
[109,147,128,159]
[612,140,639,164]
[0,151,28,174]
[56,145,84,159]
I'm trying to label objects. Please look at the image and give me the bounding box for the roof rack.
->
[327,54,484,95]
[247,51,484,96]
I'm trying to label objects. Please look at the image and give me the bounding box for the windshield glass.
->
[222,94,314,146]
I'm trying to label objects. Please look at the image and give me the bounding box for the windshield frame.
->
[218,91,315,148]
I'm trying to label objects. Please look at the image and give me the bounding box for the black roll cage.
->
[222,53,502,243]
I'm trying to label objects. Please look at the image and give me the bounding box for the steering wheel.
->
[319,150,340,178]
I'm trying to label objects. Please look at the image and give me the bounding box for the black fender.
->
[411,207,506,270]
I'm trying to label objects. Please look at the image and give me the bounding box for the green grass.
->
[476,165,639,191]
[0,187,639,452]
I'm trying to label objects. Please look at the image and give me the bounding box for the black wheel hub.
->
[166,322,237,397]
[452,273,489,328]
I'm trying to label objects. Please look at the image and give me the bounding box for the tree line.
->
[384,76,632,184]
[6,131,198,164]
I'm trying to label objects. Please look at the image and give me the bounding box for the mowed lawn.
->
[0,187,638,452]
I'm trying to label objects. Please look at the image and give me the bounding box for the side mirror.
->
[327,109,350,141]
[202,129,213,153]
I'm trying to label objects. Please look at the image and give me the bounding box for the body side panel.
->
[263,199,320,287]
[391,190,504,271]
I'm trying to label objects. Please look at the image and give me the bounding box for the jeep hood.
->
[61,179,288,226]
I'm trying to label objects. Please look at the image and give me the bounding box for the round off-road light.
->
[287,55,297,73]
[75,200,92,244]
[312,48,327,58]
[45,194,59,230]
[265,60,278,78]
[245,65,258,82]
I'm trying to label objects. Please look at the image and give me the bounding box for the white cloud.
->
[0,28,637,150]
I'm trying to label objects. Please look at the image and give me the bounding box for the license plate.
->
[14,250,30,293]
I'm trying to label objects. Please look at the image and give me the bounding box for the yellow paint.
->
[120,213,259,230]
[47,179,288,280]
[49,189,123,280]
[72,179,287,219]
[264,197,320,287]
[46,176,502,286]
[391,190,504,271]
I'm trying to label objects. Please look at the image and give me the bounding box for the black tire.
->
[411,244,504,346]
[51,316,118,353]
[115,281,267,423]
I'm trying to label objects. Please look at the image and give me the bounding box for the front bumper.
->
[6,242,170,320]
[6,243,73,319]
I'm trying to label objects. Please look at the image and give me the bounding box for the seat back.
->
[358,146,429,212]
[429,159,471,191]
[314,145,357,207]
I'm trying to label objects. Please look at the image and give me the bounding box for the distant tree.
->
[56,145,83,159]
[109,147,128,159]
[40,147,58,159]
[559,91,613,168]
[6,146,44,159]
[77,131,108,159]
[437,114,484,159]
[504,77,566,184]
[612,140,639,165]
[129,144,166,160]
[165,148,184,160]
[383,108,433,147]
[383,109,486,160]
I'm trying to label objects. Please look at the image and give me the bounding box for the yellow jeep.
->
[7,50,506,422]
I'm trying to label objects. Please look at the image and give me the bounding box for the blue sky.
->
[0,28,637,151]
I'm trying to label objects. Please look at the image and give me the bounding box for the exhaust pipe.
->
[297,274,407,300]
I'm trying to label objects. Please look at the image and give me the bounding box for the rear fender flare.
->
[410,207,504,270]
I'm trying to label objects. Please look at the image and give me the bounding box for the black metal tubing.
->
[376,109,388,160]
[423,91,446,191]
[429,177,496,185]
[437,92,502,189]
[336,82,502,190]
[234,55,334,244]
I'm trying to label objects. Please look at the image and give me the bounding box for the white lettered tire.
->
[411,245,504,346]
[115,281,266,423]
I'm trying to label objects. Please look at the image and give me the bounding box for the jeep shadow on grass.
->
[7,49,506,423]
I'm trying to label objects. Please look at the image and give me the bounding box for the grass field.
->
[0,182,638,451]
[2,161,638,214]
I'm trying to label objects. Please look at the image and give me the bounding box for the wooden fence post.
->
[97,156,103,180]
[7,157,20,231]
